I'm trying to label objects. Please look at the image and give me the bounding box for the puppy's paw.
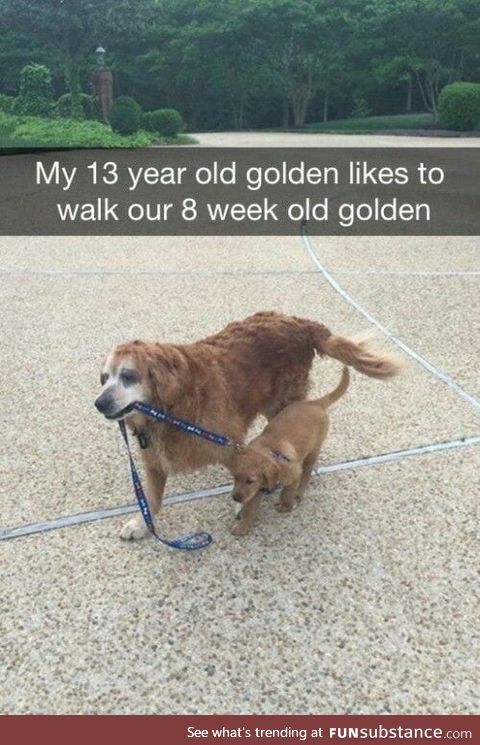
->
[234,503,245,520]
[275,502,293,513]
[120,516,150,541]
[230,521,251,536]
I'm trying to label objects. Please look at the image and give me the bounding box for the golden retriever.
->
[229,367,350,535]
[94,311,400,540]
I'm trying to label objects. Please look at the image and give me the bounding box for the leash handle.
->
[118,420,212,551]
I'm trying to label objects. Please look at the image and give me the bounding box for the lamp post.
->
[93,45,113,121]
[95,46,106,68]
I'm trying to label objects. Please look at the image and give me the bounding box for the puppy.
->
[229,367,350,535]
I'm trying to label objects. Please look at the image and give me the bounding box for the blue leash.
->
[118,402,290,550]
[118,418,213,551]
[132,401,233,447]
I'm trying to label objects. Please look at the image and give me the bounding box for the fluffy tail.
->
[306,321,403,379]
[317,366,350,409]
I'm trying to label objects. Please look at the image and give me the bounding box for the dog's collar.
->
[257,450,291,496]
[269,448,291,463]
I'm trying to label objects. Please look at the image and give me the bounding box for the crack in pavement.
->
[2,434,479,541]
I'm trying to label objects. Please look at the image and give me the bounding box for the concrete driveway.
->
[1,133,479,714]
[194,131,480,147]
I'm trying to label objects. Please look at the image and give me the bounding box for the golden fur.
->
[229,367,350,535]
[99,311,401,539]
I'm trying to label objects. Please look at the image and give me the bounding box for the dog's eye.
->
[121,369,140,385]
[100,372,108,385]
[246,478,255,485]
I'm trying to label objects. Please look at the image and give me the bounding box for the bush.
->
[144,108,183,136]
[438,82,480,131]
[0,93,15,113]
[0,111,196,149]
[351,95,371,119]
[56,93,99,120]
[142,111,154,131]
[13,63,54,117]
[0,112,155,148]
[109,96,142,134]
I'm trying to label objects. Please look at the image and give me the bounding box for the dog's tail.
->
[304,320,403,379]
[317,366,350,409]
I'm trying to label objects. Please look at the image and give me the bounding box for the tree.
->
[244,0,354,127]
[0,30,61,96]
[0,0,157,116]
[367,0,475,121]
[1,0,479,130]
[14,63,54,116]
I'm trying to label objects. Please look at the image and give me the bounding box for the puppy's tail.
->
[317,366,350,409]
[306,321,403,379]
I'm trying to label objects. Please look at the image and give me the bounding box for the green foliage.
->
[0,111,155,148]
[351,95,371,119]
[109,96,142,134]
[143,108,183,135]
[1,1,158,122]
[142,111,154,131]
[305,113,433,133]
[438,82,480,131]
[13,63,54,116]
[65,64,84,119]
[1,1,158,65]
[0,93,15,112]
[56,93,99,120]
[2,0,480,130]
[0,29,60,96]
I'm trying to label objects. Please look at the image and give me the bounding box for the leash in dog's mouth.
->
[104,403,136,420]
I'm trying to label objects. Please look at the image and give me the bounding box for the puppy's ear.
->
[263,460,278,492]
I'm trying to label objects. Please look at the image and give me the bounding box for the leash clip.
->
[136,430,149,449]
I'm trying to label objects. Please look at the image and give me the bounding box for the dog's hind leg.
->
[296,448,321,502]
[120,464,167,541]
[276,479,301,513]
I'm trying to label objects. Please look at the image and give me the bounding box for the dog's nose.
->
[232,493,242,503]
[94,393,112,414]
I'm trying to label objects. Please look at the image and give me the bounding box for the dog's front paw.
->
[234,503,245,520]
[120,516,150,541]
[275,502,293,513]
[230,521,251,536]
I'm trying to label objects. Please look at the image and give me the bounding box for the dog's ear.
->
[145,347,185,408]
[262,460,278,492]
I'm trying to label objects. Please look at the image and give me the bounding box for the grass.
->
[304,113,435,133]
[0,111,195,149]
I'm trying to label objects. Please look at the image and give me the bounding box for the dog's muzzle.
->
[94,394,134,420]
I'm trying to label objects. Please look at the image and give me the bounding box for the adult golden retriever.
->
[95,311,400,539]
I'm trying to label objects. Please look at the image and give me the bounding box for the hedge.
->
[438,82,480,131]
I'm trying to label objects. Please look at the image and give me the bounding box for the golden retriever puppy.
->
[94,312,400,541]
[229,367,350,535]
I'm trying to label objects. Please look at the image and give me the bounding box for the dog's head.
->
[230,448,278,505]
[94,340,184,421]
